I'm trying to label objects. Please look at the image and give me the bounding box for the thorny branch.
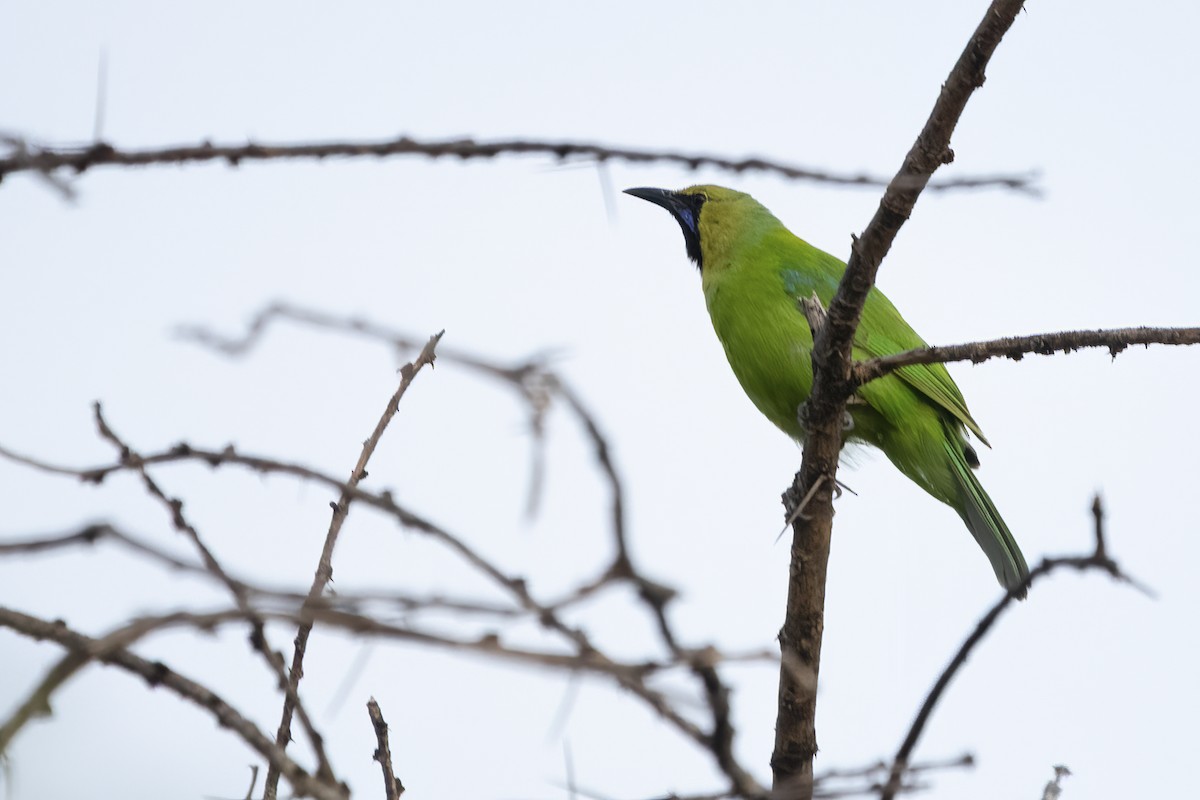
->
[772,2,1030,797]
[0,132,1038,194]
[263,331,443,800]
[853,325,1200,385]
[879,496,1145,800]
[0,6,1178,799]
[0,607,348,800]
[3,289,1183,799]
[180,304,765,798]
[4,286,1187,799]
[91,401,341,787]
[0,521,522,620]
[0,602,775,686]
[1,319,767,798]
[367,698,404,800]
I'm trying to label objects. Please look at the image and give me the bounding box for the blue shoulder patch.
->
[781,268,829,298]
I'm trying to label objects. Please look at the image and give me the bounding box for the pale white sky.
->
[2,2,1199,799]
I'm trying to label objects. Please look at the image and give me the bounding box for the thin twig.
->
[0,133,1038,193]
[0,522,196,571]
[91,402,340,788]
[1,434,754,783]
[0,522,530,620]
[879,496,1141,800]
[1040,765,1071,800]
[48,605,771,682]
[263,331,443,800]
[243,765,260,800]
[0,607,346,800]
[178,306,767,796]
[367,698,404,800]
[556,380,762,797]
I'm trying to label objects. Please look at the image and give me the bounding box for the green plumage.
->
[626,184,1029,593]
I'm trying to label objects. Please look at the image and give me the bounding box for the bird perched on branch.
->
[625,184,1028,593]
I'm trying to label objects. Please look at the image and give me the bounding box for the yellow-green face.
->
[686,186,779,277]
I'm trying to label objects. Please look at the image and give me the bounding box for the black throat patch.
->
[672,193,707,271]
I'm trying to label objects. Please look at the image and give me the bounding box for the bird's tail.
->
[942,429,1030,597]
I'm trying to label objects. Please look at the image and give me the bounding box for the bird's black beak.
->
[624,187,706,269]
[623,186,683,211]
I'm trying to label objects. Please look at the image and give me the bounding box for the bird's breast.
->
[704,271,815,440]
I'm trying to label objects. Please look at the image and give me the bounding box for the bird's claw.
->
[796,400,810,431]
[795,401,855,433]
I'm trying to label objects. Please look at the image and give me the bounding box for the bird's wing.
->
[777,248,989,445]
[854,291,991,447]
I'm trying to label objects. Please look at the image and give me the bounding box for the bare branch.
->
[243,765,260,800]
[180,303,652,608]
[0,522,530,622]
[179,306,767,797]
[367,698,404,800]
[0,522,196,572]
[263,331,442,800]
[879,496,1142,800]
[1040,765,1072,800]
[179,303,564,524]
[0,133,1038,193]
[798,753,976,799]
[576,753,974,800]
[2,600,775,713]
[773,2,1029,796]
[854,325,1200,384]
[0,134,77,200]
[90,402,340,788]
[2,433,768,790]
[0,606,346,800]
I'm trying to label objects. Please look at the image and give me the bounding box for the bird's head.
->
[623,184,771,273]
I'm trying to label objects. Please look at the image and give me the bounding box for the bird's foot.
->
[795,400,855,432]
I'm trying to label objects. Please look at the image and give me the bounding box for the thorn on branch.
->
[1041,764,1072,800]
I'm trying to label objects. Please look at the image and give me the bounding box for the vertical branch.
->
[263,332,442,800]
[769,2,1028,797]
[367,698,404,800]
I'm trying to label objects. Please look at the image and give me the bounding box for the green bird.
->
[626,184,1028,593]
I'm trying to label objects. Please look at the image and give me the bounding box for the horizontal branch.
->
[20,604,773,683]
[0,522,532,619]
[0,133,1037,193]
[855,325,1200,384]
